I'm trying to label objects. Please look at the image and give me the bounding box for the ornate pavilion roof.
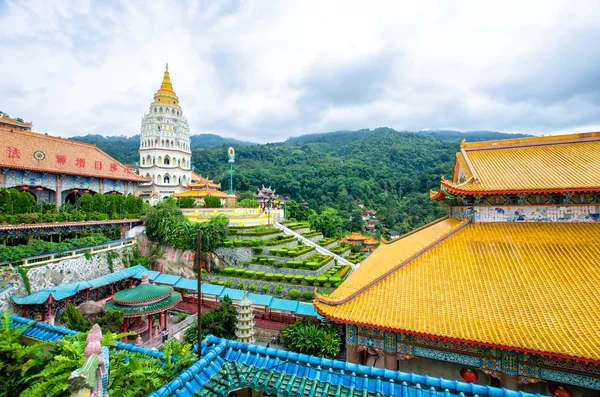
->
[173,189,229,198]
[430,131,600,199]
[150,335,542,397]
[0,127,147,182]
[315,218,600,363]
[104,274,181,318]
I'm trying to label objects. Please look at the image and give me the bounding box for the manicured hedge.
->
[294,275,304,283]
[316,276,328,285]
[288,289,301,299]
[305,276,316,285]
[255,271,265,279]
[223,267,235,275]
[234,268,246,276]
[302,291,314,300]
[244,270,255,278]
[284,274,294,282]
[265,273,274,280]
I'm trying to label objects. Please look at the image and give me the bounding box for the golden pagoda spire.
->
[153,63,179,105]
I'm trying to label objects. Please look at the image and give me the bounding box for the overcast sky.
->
[2,0,600,143]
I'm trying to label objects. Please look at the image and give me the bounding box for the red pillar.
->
[148,315,153,345]
[110,283,114,296]
[164,311,168,331]
[122,318,128,342]
[158,312,162,330]
[86,289,89,301]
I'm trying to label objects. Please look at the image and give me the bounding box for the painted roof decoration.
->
[186,174,221,189]
[104,273,181,318]
[431,131,600,199]
[0,127,147,182]
[149,335,543,397]
[344,232,368,241]
[315,220,600,363]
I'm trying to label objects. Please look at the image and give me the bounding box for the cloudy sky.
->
[2,0,600,142]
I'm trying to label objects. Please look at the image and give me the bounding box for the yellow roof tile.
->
[173,189,229,198]
[434,131,600,196]
[315,221,600,362]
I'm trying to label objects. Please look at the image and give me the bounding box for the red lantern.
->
[20,186,28,191]
[83,190,89,194]
[460,368,478,383]
[72,189,79,194]
[35,187,43,192]
[550,385,574,397]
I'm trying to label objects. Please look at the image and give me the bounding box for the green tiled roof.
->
[104,292,181,318]
[112,283,174,305]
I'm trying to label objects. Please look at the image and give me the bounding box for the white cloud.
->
[1,0,600,142]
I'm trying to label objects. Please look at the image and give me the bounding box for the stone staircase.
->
[274,222,357,269]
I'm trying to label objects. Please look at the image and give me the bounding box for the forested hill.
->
[73,127,528,232]
[71,134,252,164]
[191,128,526,231]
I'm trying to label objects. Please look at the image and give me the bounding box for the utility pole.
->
[196,230,202,359]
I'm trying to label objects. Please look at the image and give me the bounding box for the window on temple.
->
[164,156,170,165]
[164,175,170,184]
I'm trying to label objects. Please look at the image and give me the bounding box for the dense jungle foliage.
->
[76,128,527,232]
[0,312,195,397]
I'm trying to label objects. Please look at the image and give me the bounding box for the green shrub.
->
[244,270,255,278]
[234,268,246,276]
[237,281,245,290]
[302,291,314,301]
[284,274,294,282]
[224,280,232,287]
[261,285,270,293]
[287,260,302,268]
[251,257,258,263]
[233,240,243,247]
[274,273,284,281]
[275,286,283,296]
[265,273,274,281]
[288,289,301,300]
[316,276,328,286]
[304,261,319,270]
[294,275,304,283]
[259,257,267,263]
[249,283,257,292]
[305,276,316,285]
[328,276,341,284]
[223,267,235,275]
[267,258,275,264]
[255,271,265,279]
[269,248,279,255]
[287,250,298,257]
[223,240,233,247]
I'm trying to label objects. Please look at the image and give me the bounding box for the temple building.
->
[315,132,600,397]
[137,65,193,201]
[255,185,278,210]
[0,123,147,208]
[172,174,230,206]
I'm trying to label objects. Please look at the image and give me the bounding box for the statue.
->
[68,324,109,397]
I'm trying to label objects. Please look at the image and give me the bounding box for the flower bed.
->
[301,230,322,238]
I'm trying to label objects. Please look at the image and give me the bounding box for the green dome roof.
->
[104,291,181,318]
[112,274,174,305]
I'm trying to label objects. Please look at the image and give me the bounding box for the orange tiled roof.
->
[0,127,147,182]
[431,131,600,199]
[315,220,600,362]
[188,173,221,189]
[173,189,229,198]
[345,233,369,241]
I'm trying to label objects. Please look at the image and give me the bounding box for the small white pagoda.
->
[235,292,256,343]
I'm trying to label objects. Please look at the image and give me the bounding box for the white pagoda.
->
[235,292,255,343]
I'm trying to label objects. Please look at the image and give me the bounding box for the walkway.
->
[274,222,356,269]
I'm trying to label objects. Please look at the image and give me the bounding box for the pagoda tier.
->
[235,293,255,343]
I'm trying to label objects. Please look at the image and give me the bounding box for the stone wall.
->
[9,247,132,299]
[231,232,284,241]
[214,247,253,267]
[306,234,324,243]
[252,239,299,255]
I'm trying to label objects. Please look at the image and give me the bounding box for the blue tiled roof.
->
[269,297,298,312]
[12,265,148,305]
[154,274,182,286]
[246,293,273,306]
[150,335,544,397]
[218,288,244,300]
[199,283,224,296]
[2,313,78,341]
[133,269,161,281]
[174,278,198,292]
[295,302,319,317]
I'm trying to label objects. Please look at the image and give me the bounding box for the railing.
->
[274,222,356,269]
[0,238,136,268]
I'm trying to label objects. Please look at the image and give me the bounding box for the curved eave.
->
[314,305,600,365]
[0,164,148,183]
[436,179,600,198]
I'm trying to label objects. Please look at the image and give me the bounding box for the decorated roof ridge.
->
[152,335,544,397]
[346,232,369,241]
[315,217,470,306]
[380,216,449,246]
[460,130,600,151]
[172,190,230,198]
[0,127,100,149]
[0,128,149,182]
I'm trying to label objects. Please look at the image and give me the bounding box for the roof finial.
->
[166,62,169,70]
